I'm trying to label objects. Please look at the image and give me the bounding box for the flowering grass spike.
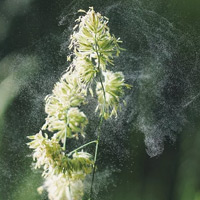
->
[27,7,131,200]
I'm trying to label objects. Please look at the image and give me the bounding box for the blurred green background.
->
[0,0,200,200]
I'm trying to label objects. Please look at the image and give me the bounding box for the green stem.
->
[90,32,106,199]
[63,125,68,151]
[67,140,97,156]
[90,99,105,199]
[63,124,73,199]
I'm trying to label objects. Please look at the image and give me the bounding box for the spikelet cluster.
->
[27,7,130,200]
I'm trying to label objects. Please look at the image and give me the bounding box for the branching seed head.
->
[27,7,131,200]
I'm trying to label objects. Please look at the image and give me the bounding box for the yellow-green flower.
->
[43,107,88,142]
[27,131,93,178]
[67,107,88,138]
[27,131,62,177]
[74,56,97,84]
[42,70,88,142]
[96,70,131,119]
[45,70,86,118]
[69,7,122,71]
[44,173,84,200]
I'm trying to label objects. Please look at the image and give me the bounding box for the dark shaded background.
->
[0,0,200,200]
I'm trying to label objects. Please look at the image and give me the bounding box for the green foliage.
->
[27,7,130,200]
